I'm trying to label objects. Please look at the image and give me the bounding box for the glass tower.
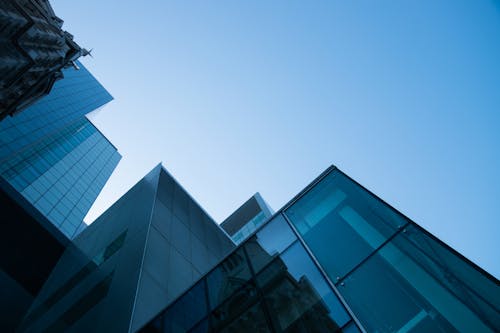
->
[0,61,120,238]
[141,166,499,333]
[13,165,499,332]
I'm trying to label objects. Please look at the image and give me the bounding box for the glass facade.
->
[285,169,500,333]
[140,214,361,333]
[0,61,113,160]
[0,117,120,238]
[0,61,119,239]
[141,166,499,333]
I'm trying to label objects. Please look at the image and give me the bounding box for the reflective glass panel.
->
[285,170,408,280]
[245,214,297,274]
[257,242,350,331]
[215,302,272,333]
[162,280,208,333]
[338,229,498,333]
[206,248,252,310]
[402,225,500,327]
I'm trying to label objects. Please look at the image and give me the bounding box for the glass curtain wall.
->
[140,214,361,333]
[285,169,500,333]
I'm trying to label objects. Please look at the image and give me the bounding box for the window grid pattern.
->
[140,213,361,333]
[284,169,500,333]
[1,118,120,239]
[0,61,112,160]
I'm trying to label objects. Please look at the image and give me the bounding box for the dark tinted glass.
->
[206,248,252,310]
[215,302,272,333]
[162,280,208,333]
[257,242,350,331]
[285,171,408,280]
[245,213,297,274]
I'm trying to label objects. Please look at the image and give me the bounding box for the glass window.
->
[206,248,252,310]
[245,214,297,274]
[337,229,497,333]
[162,280,208,333]
[285,170,408,280]
[213,302,272,333]
[257,242,351,331]
[402,225,500,325]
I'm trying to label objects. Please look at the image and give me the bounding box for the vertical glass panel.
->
[206,248,252,310]
[162,280,208,333]
[213,302,272,333]
[257,242,350,331]
[338,230,498,333]
[211,281,259,331]
[285,170,408,280]
[402,225,500,328]
[245,214,297,274]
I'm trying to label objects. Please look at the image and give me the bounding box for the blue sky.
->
[52,1,500,278]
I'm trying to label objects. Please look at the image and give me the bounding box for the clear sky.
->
[51,1,500,278]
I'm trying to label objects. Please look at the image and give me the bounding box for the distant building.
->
[0,61,120,239]
[221,193,273,244]
[0,0,91,120]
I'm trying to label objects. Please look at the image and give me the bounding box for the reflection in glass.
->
[285,171,408,280]
[245,214,297,274]
[217,302,272,333]
[206,248,252,310]
[162,280,207,333]
[338,228,498,333]
[403,225,500,328]
[257,242,350,331]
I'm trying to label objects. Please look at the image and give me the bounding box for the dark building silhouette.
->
[0,0,90,120]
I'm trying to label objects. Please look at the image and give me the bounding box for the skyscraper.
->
[18,165,499,332]
[0,61,120,238]
[141,165,499,333]
[0,0,91,120]
[18,165,235,333]
[0,59,119,331]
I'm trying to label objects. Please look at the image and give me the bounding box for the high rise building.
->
[141,166,499,333]
[18,165,235,333]
[0,59,119,331]
[0,0,91,120]
[18,165,499,333]
[221,193,273,244]
[0,61,120,239]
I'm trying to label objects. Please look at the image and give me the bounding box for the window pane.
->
[402,225,500,326]
[285,171,407,280]
[338,230,497,333]
[206,248,252,310]
[257,242,350,331]
[214,302,272,333]
[162,280,208,333]
[245,214,297,274]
